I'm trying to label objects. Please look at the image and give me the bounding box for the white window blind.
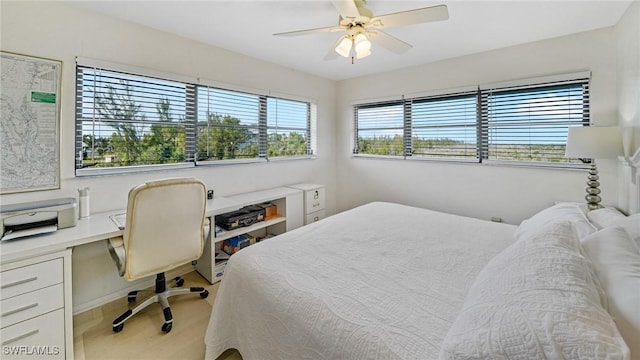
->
[411,92,478,160]
[480,80,589,164]
[353,72,590,167]
[75,66,195,172]
[267,97,311,158]
[354,101,405,156]
[196,87,260,162]
[75,60,313,174]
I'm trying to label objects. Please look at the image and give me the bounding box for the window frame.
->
[194,85,262,165]
[409,91,479,162]
[352,71,591,169]
[353,100,406,157]
[75,58,314,176]
[266,96,313,159]
[479,78,590,167]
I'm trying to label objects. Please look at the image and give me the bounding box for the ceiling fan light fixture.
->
[275,2,450,62]
[354,33,371,59]
[356,47,371,59]
[335,36,352,57]
[354,33,371,51]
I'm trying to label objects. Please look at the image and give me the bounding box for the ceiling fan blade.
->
[274,26,342,37]
[367,30,412,54]
[332,0,361,20]
[374,4,449,29]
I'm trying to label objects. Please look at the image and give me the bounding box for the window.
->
[353,72,590,166]
[480,82,588,164]
[75,66,194,170]
[196,87,260,162]
[411,93,478,160]
[267,97,311,158]
[354,101,405,156]
[75,60,312,175]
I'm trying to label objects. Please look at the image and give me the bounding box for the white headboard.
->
[619,148,640,214]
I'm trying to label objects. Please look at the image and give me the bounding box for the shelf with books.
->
[214,215,285,242]
[195,186,304,284]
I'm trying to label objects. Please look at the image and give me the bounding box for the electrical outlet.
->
[207,189,214,200]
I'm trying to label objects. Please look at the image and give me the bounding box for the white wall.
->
[2,1,637,312]
[336,27,620,224]
[616,1,640,214]
[617,0,640,154]
[0,1,337,312]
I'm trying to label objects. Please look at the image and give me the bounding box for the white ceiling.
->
[67,0,632,81]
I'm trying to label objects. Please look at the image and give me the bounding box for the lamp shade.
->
[565,126,623,159]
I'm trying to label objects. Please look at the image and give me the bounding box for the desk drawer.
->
[305,210,326,225]
[1,284,64,328]
[0,258,63,300]
[0,308,65,359]
[304,187,325,214]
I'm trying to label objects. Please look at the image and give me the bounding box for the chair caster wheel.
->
[161,322,172,333]
[113,324,124,333]
[200,290,209,299]
[127,291,138,303]
[175,277,185,287]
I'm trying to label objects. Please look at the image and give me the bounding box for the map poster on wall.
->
[1,51,62,194]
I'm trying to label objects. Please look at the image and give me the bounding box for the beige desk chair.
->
[107,178,210,333]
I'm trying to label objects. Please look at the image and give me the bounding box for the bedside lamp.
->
[565,126,623,210]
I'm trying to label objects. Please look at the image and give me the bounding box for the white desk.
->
[0,188,298,360]
[0,196,240,265]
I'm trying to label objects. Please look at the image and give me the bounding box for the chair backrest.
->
[122,177,207,281]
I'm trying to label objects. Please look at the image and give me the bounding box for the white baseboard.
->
[72,263,196,315]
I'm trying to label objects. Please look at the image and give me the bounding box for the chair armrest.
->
[108,236,126,277]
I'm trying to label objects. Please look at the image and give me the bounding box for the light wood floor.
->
[73,271,242,360]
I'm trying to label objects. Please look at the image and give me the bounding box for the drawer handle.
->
[2,302,39,317]
[1,276,38,289]
[1,329,39,346]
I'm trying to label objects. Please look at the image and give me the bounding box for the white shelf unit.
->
[289,184,326,225]
[195,186,303,283]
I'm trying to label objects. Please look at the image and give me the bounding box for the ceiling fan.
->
[273,0,449,63]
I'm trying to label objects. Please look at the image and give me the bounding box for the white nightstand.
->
[288,184,325,225]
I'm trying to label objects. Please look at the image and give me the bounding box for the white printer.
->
[1,198,77,241]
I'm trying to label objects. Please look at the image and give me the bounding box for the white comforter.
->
[205,202,517,360]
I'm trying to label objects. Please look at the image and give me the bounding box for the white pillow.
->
[516,202,597,240]
[582,227,640,360]
[554,200,588,213]
[440,221,629,360]
[518,203,607,307]
[587,207,628,229]
[615,214,640,247]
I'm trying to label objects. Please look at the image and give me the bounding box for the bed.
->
[205,201,640,360]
